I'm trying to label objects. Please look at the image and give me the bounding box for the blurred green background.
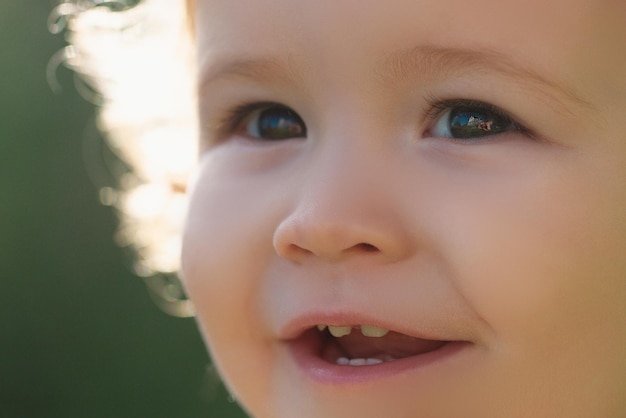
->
[0,2,246,417]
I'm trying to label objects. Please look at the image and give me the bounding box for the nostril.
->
[286,243,313,256]
[357,243,379,252]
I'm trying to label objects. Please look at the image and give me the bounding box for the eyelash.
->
[425,98,509,122]
[214,101,288,140]
[423,98,532,141]
[212,98,532,142]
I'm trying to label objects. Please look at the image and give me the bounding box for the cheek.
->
[180,151,287,301]
[458,168,626,335]
[446,150,626,396]
[180,169,281,413]
[423,146,626,413]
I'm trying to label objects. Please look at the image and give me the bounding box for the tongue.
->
[334,330,446,359]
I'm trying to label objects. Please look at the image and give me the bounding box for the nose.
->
[272,145,413,264]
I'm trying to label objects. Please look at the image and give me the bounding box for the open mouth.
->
[308,324,449,366]
[285,321,470,384]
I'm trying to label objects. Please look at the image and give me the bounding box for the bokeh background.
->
[0,2,246,416]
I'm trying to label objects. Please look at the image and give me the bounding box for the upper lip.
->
[278,309,460,342]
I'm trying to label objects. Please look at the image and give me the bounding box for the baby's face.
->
[182,0,626,416]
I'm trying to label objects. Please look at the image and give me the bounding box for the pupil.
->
[258,107,305,139]
[449,109,506,138]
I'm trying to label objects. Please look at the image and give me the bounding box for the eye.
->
[427,99,524,141]
[238,104,307,141]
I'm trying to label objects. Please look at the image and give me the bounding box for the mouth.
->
[316,324,448,365]
[285,322,469,384]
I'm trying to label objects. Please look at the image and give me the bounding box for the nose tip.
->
[271,136,414,264]
[273,208,405,263]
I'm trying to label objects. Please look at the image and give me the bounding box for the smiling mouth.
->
[310,324,449,366]
[285,321,470,384]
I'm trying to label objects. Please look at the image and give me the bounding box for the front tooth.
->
[360,325,389,338]
[336,357,350,365]
[328,325,352,337]
[348,358,367,366]
[316,325,327,331]
[336,357,384,366]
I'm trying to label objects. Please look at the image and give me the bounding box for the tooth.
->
[348,358,367,366]
[316,325,327,331]
[336,357,385,366]
[360,325,389,338]
[336,357,350,365]
[328,326,352,337]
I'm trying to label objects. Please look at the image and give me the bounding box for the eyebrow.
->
[377,45,593,113]
[199,45,593,113]
[199,55,305,91]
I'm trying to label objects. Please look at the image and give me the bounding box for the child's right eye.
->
[232,103,307,141]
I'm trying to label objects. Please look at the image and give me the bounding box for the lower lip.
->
[286,331,470,385]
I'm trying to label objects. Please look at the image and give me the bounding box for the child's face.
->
[182,0,626,416]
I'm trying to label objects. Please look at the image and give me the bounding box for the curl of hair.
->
[51,0,197,316]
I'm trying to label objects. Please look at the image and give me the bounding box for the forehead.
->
[195,0,623,49]
[195,0,626,107]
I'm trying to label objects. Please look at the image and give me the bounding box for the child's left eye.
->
[235,103,307,141]
[426,99,524,141]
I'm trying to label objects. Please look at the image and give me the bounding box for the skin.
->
[182,0,626,416]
